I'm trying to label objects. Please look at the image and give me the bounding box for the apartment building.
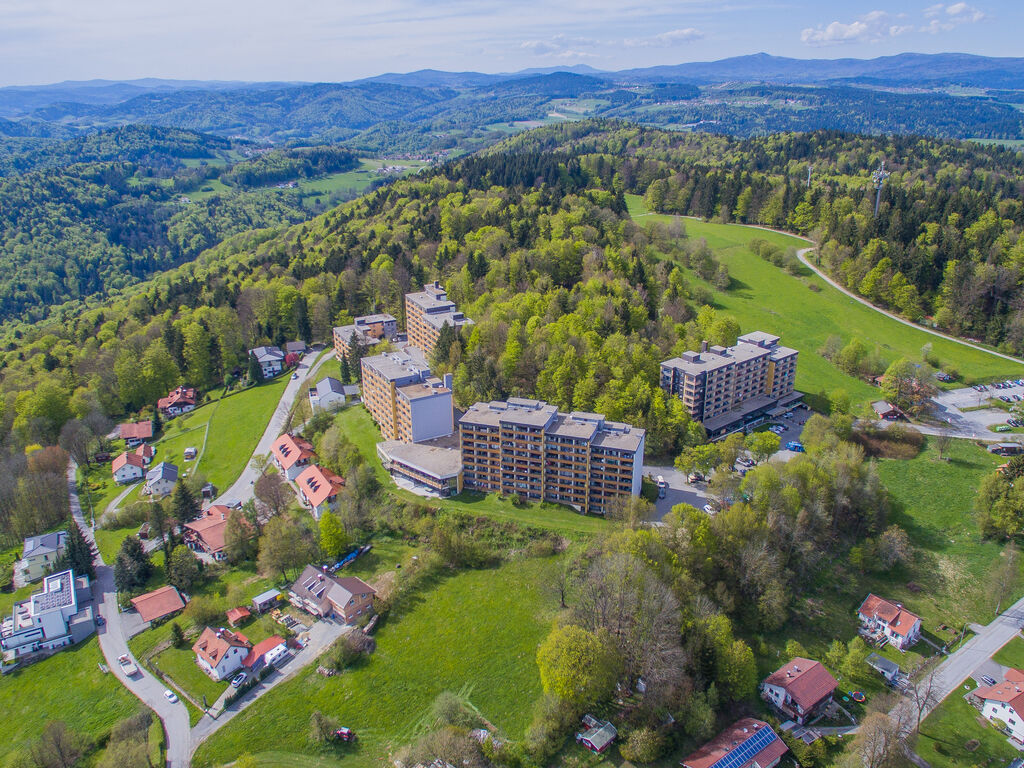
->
[361,349,454,443]
[1,569,95,661]
[660,331,800,439]
[458,398,645,514]
[333,313,398,360]
[404,281,473,358]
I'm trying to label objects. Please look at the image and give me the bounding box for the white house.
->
[1,569,95,660]
[158,386,197,417]
[271,433,316,480]
[976,671,1024,744]
[858,594,922,650]
[145,461,178,497]
[309,376,348,412]
[192,627,252,680]
[249,346,285,378]
[16,532,68,584]
[760,658,838,725]
[112,452,146,485]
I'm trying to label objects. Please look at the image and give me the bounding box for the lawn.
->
[192,555,560,768]
[0,637,139,762]
[993,636,1024,669]
[917,679,1018,768]
[627,195,1024,406]
[332,406,610,536]
[296,158,430,209]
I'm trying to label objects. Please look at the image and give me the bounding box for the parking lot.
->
[933,379,1024,437]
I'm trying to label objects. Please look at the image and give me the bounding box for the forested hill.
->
[0,127,362,321]
[488,121,1024,354]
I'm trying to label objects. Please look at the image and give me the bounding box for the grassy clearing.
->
[193,555,559,768]
[917,679,1018,768]
[993,636,1024,669]
[332,406,609,536]
[627,195,1024,404]
[0,637,138,762]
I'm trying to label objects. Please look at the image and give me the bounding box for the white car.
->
[703,504,716,514]
[163,689,179,703]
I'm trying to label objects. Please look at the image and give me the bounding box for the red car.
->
[334,727,355,742]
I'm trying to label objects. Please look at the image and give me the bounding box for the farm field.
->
[918,679,1018,768]
[296,158,431,209]
[331,406,609,535]
[192,554,559,767]
[627,195,1024,406]
[0,637,139,764]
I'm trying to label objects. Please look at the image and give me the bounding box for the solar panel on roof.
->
[711,726,777,768]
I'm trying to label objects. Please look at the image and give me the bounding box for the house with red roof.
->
[158,386,198,417]
[271,433,317,480]
[134,443,155,465]
[858,594,922,650]
[130,585,186,623]
[760,657,838,724]
[975,671,1024,743]
[193,627,251,680]
[112,451,146,484]
[288,566,375,624]
[295,465,345,519]
[183,505,245,561]
[680,718,787,768]
[226,606,251,627]
[118,420,153,447]
[242,635,288,672]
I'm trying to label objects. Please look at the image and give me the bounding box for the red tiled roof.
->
[977,680,1024,720]
[226,606,251,625]
[192,627,251,668]
[119,421,153,440]
[296,465,344,508]
[183,506,233,554]
[271,434,316,470]
[135,443,155,459]
[243,635,286,668]
[112,451,146,472]
[764,658,838,712]
[130,585,185,622]
[1007,669,1024,683]
[158,386,197,410]
[858,594,921,637]
[681,719,787,768]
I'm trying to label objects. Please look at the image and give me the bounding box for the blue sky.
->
[0,0,1019,86]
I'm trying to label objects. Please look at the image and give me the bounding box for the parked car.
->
[783,411,794,419]
[997,425,1011,432]
[117,654,138,677]
[656,475,667,499]
[982,675,998,687]
[785,441,805,452]
[687,472,703,483]
[231,672,247,688]
[702,504,716,514]
[163,690,178,703]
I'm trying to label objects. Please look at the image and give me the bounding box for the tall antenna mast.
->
[871,161,890,218]
[806,164,813,188]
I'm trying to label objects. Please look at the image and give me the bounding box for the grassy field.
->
[332,406,609,536]
[193,555,559,768]
[917,679,1018,768]
[627,195,1024,405]
[993,636,1024,669]
[0,637,139,762]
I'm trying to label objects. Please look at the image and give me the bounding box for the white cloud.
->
[623,27,704,47]
[520,33,599,56]
[801,10,909,46]
[921,2,985,32]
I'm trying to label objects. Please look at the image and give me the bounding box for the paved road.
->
[67,462,192,767]
[188,619,352,755]
[214,349,333,506]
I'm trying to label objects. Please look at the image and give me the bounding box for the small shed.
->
[184,447,197,460]
[226,606,252,627]
[251,588,281,614]
[576,718,617,754]
[866,652,900,682]
[871,401,902,420]
[201,482,217,499]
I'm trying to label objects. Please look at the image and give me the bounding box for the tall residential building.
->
[660,331,800,439]
[404,281,473,358]
[333,313,398,361]
[361,349,454,443]
[458,398,645,514]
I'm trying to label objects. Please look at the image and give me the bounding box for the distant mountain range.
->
[2,52,1023,148]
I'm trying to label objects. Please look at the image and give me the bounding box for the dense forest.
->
[493,122,1024,352]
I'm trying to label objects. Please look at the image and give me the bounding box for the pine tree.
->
[54,517,95,580]
[247,354,263,384]
[114,535,152,592]
[171,482,199,524]
[152,404,162,435]
[339,354,351,385]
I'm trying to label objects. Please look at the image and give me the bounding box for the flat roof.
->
[378,440,463,479]
[361,349,430,382]
[591,425,645,452]
[356,313,396,324]
[398,381,451,401]
[702,393,777,433]
[406,291,456,312]
[548,414,599,440]
[420,311,474,330]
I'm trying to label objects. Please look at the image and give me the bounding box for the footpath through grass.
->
[193,555,559,768]
[333,406,609,536]
[627,195,1024,404]
[0,637,138,762]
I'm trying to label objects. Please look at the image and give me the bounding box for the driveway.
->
[214,349,334,506]
[67,462,192,767]
[189,617,353,753]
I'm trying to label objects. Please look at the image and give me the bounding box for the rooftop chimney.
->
[701,341,709,353]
